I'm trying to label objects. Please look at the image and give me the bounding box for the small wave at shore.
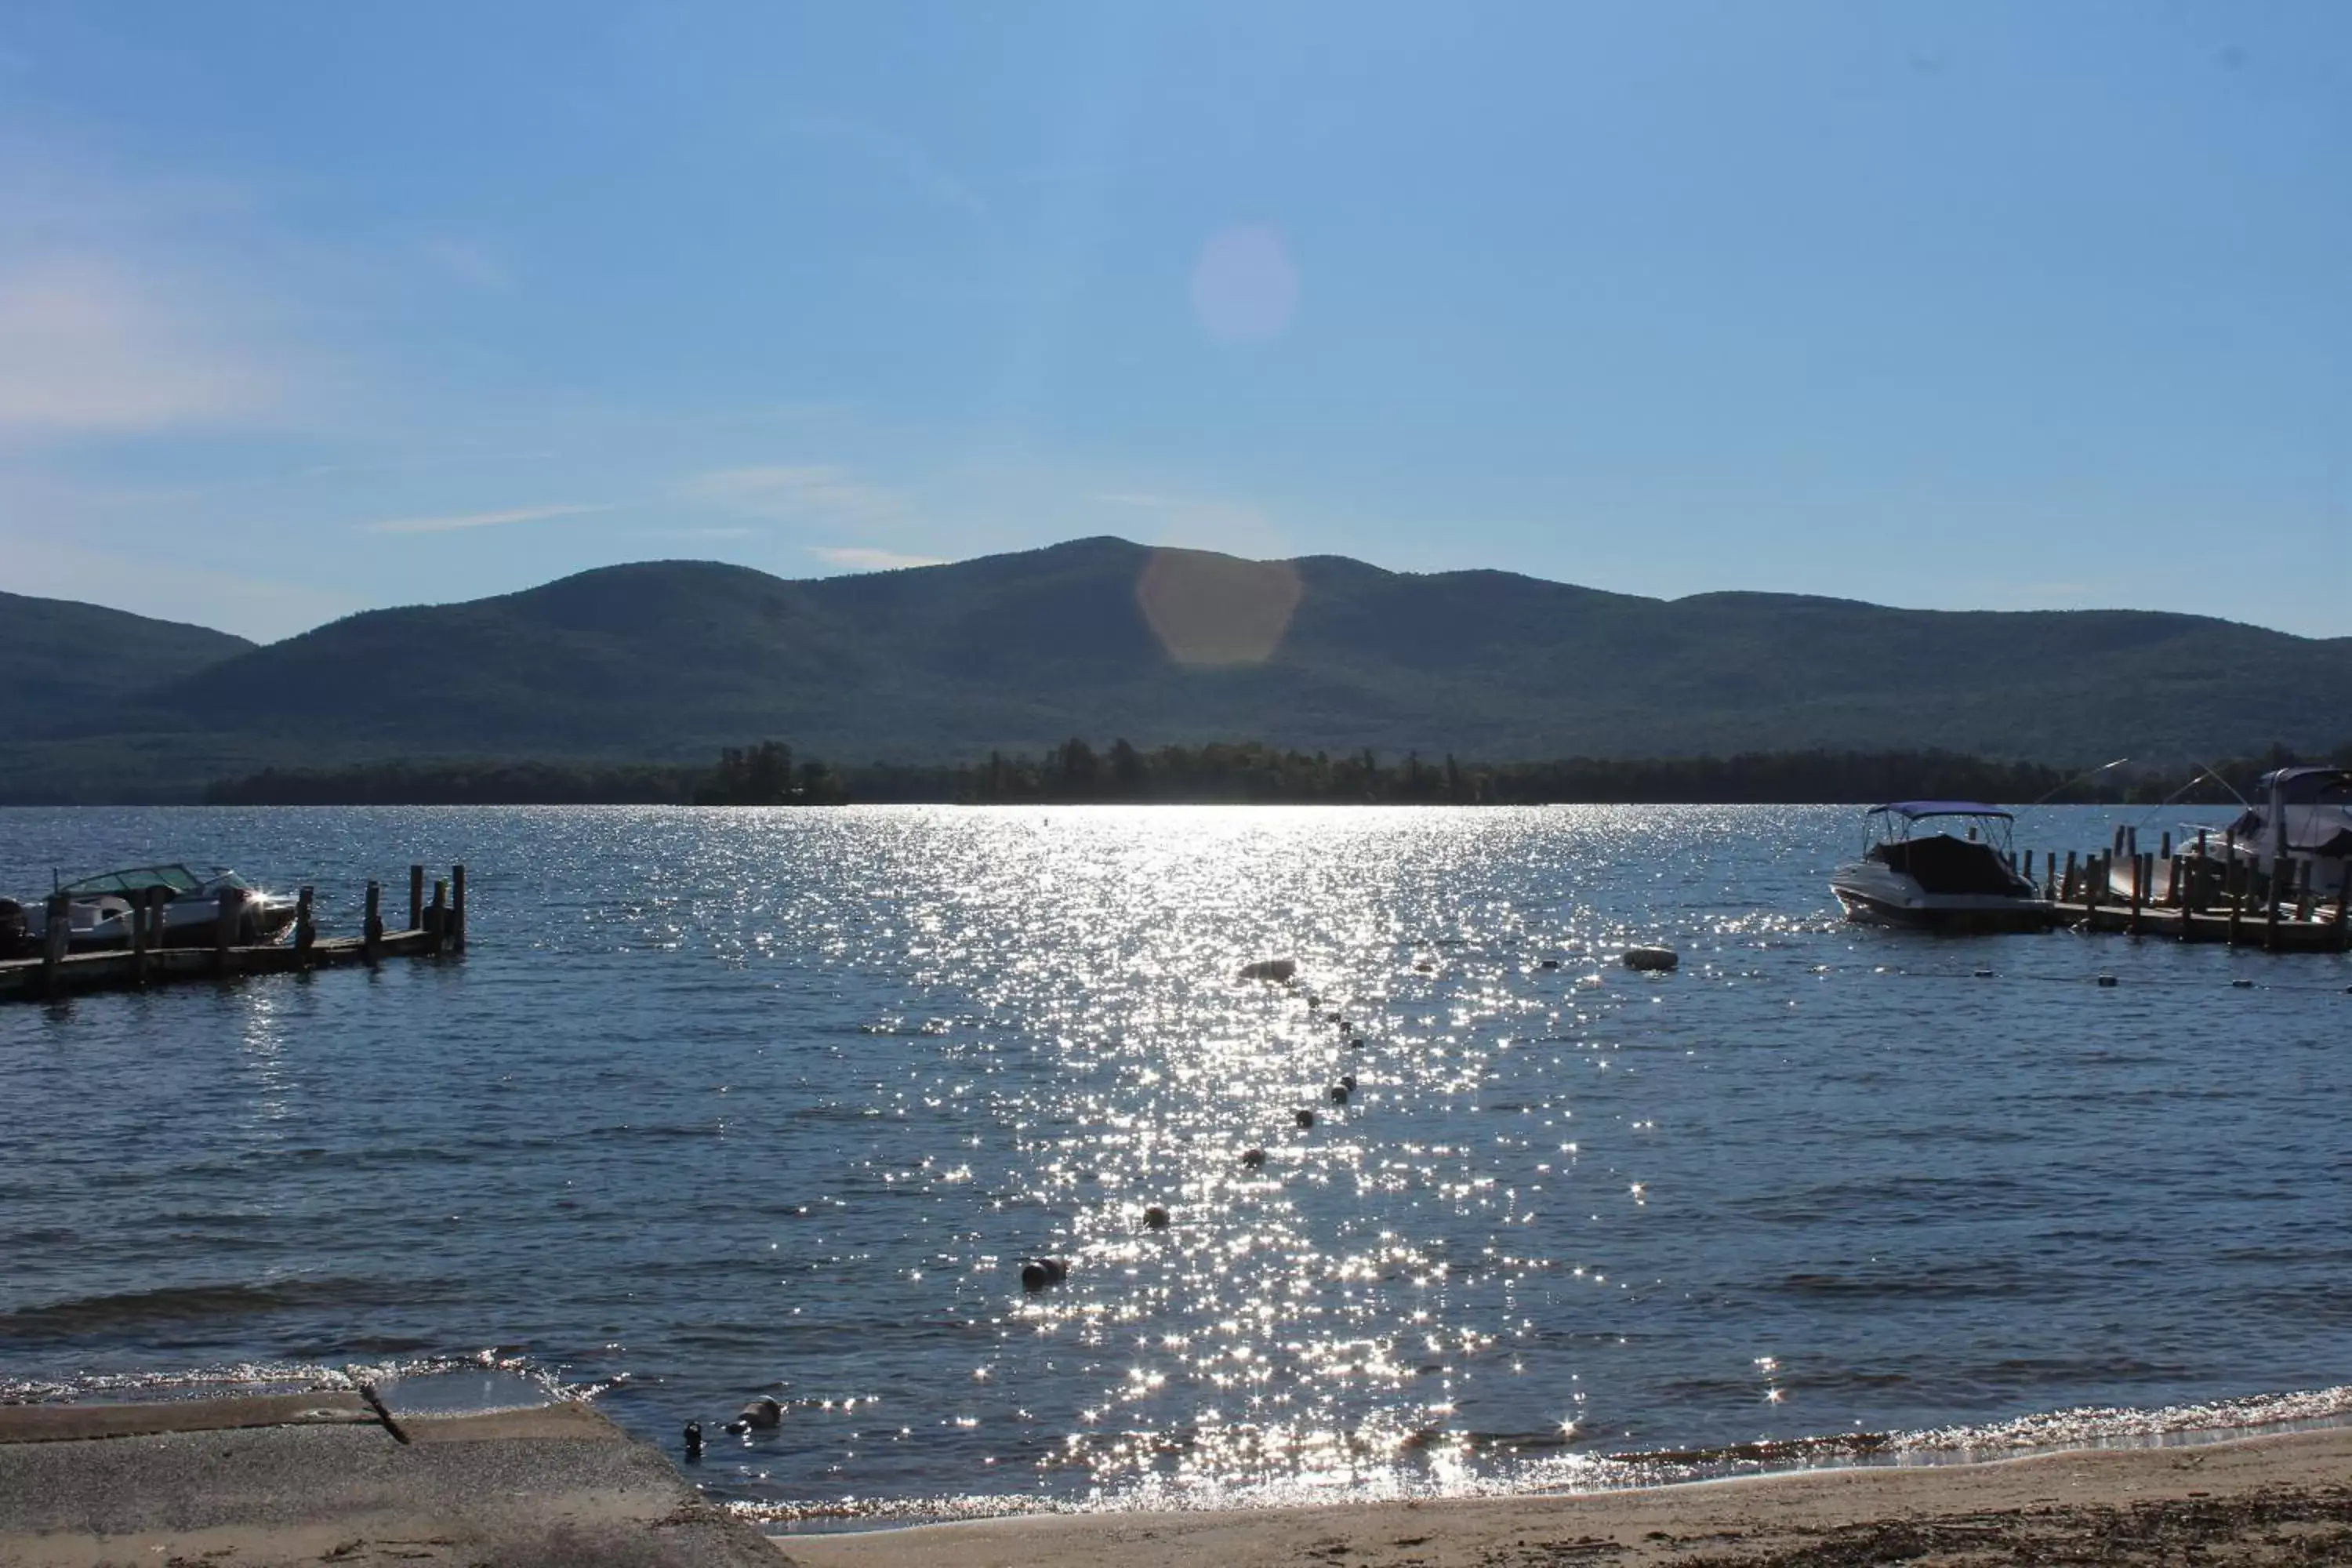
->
[0,1348,590,1409]
[735,1382,2352,1529]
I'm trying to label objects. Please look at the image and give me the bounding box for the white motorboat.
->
[2178,767,2352,900]
[22,864,299,951]
[1830,801,2053,933]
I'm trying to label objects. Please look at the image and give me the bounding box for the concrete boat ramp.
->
[0,1391,789,1567]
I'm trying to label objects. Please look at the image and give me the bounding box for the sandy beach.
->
[781,1426,2352,1568]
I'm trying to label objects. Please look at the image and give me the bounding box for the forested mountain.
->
[0,590,254,735]
[5,536,2348,800]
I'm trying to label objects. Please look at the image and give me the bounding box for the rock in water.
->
[1239,957,1298,982]
[1622,947,1679,972]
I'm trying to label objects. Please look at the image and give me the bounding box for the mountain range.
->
[4,536,2347,802]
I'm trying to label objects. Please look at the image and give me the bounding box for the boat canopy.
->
[56,863,211,898]
[2257,768,2352,805]
[1867,801,2014,822]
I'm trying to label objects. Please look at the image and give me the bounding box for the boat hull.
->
[1831,865,2054,934]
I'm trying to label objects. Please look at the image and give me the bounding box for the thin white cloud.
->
[789,114,991,223]
[681,464,906,530]
[357,502,615,535]
[0,256,282,436]
[807,546,948,572]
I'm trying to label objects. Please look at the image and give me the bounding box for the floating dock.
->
[0,863,469,1002]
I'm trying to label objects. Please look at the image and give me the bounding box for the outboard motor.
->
[0,899,29,960]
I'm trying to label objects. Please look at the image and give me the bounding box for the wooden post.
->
[295,887,316,967]
[2336,865,2351,953]
[2063,850,2078,903]
[41,891,69,998]
[364,880,383,966]
[129,886,151,983]
[2129,852,2143,935]
[2227,856,2244,946]
[2265,863,2282,952]
[408,865,425,933]
[214,887,243,975]
[2160,830,2172,861]
[2024,849,2035,883]
[426,879,448,953]
[2296,859,2315,922]
[450,864,466,953]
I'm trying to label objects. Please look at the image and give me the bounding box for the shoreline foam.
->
[776,1424,2352,1567]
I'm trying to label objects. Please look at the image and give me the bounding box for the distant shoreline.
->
[158,741,2280,811]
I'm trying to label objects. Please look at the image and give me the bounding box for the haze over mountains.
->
[5,537,2348,802]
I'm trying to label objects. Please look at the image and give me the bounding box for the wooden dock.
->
[2023,834,2351,953]
[1,863,468,1003]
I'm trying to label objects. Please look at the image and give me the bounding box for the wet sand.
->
[781,1426,2352,1568]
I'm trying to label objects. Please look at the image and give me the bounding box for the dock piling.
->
[363,882,383,967]
[214,887,245,976]
[295,887,316,967]
[408,866,425,932]
[451,864,466,953]
[130,887,151,984]
[40,892,68,998]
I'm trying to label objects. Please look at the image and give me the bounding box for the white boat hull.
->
[1830,862,2053,934]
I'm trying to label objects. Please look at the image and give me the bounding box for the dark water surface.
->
[2,805,2347,1521]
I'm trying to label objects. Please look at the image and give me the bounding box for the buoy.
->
[1143,1205,1171,1231]
[1329,1083,1351,1105]
[683,1421,704,1461]
[1295,1108,1317,1130]
[2096,975,2118,988]
[1240,1148,1267,1169]
[1622,947,1679,972]
[1240,957,1298,982]
[724,1397,783,1434]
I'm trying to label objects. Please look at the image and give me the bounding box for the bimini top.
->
[1867,800,2014,822]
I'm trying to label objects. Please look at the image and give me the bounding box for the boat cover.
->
[1868,801,2013,821]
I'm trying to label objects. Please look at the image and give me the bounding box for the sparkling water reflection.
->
[1,804,2347,1519]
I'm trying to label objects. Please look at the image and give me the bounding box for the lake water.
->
[2,805,2348,1526]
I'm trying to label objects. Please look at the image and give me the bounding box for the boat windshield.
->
[57,864,206,898]
[1863,805,2016,855]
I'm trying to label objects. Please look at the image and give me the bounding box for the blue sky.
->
[0,2,2346,641]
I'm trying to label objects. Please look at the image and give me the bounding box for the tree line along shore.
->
[191,739,2352,808]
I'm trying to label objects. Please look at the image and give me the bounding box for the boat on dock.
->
[21,864,299,952]
[2180,767,2352,900]
[1830,801,2053,933]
